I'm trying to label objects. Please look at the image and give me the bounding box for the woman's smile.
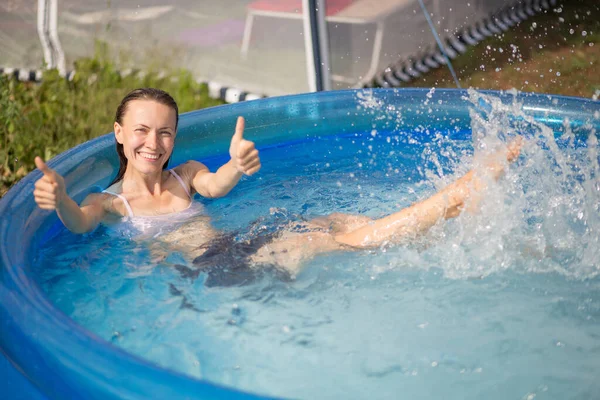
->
[138,151,162,162]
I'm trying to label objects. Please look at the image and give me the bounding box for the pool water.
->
[34,95,600,399]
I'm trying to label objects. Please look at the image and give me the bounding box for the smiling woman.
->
[33,87,521,279]
[33,87,261,234]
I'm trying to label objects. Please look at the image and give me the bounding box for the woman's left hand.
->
[229,116,261,175]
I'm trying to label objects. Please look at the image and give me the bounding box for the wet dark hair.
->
[109,88,179,186]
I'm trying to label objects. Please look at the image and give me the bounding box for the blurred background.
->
[2,0,598,95]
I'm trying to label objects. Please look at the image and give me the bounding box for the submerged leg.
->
[334,138,523,248]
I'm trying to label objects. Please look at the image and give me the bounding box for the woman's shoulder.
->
[173,161,208,178]
[82,191,116,206]
[83,191,114,207]
[102,180,124,195]
[83,183,128,217]
[171,162,209,193]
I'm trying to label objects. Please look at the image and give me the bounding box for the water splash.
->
[408,90,600,280]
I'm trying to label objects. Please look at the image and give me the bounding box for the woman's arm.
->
[186,116,261,198]
[34,157,106,233]
[334,138,523,248]
[184,160,243,198]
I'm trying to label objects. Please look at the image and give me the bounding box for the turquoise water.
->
[34,118,600,399]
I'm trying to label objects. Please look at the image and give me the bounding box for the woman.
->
[34,88,522,282]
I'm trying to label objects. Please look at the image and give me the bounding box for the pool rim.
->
[1,88,599,399]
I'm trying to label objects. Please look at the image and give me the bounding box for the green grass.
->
[407,0,600,97]
[0,50,224,197]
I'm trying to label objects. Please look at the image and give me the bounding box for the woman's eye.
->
[161,131,172,136]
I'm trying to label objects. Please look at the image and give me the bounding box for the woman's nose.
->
[145,130,159,149]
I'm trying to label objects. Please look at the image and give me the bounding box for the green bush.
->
[0,56,224,197]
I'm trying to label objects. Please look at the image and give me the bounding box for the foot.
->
[484,136,523,180]
[506,136,523,163]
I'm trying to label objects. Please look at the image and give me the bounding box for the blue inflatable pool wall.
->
[1,89,598,399]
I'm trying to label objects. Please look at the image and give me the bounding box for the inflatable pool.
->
[1,89,599,399]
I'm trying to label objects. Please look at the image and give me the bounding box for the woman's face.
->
[114,100,177,176]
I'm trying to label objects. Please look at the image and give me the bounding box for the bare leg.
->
[157,215,219,259]
[308,213,373,234]
[334,138,523,248]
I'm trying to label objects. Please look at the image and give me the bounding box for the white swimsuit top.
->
[102,169,204,237]
[103,169,191,218]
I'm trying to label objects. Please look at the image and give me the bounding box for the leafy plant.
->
[0,48,224,197]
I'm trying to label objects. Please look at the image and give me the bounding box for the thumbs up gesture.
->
[229,116,261,176]
[33,156,67,210]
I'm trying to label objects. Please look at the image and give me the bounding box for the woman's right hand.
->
[33,156,67,210]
